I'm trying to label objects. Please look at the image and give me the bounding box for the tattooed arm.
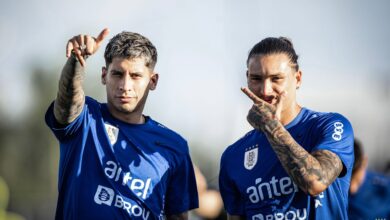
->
[242,88,343,196]
[53,57,85,125]
[264,123,342,196]
[53,29,109,125]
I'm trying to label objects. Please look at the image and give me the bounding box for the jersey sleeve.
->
[219,151,245,216]
[45,96,91,142]
[164,145,199,215]
[312,113,354,177]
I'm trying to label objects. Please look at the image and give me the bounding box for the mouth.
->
[261,97,275,104]
[117,96,136,103]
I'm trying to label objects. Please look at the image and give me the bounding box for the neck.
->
[107,105,145,124]
[119,114,145,124]
[280,103,302,126]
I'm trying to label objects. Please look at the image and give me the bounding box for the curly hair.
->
[104,31,157,69]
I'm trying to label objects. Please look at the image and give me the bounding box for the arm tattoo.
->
[265,124,343,194]
[247,104,343,194]
[53,55,85,125]
[247,103,279,134]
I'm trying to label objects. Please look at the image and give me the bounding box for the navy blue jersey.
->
[45,97,198,219]
[349,171,390,220]
[219,107,354,219]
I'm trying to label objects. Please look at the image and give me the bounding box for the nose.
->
[260,79,273,97]
[119,75,133,92]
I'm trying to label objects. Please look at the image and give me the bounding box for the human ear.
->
[295,70,302,89]
[150,72,159,90]
[101,66,107,85]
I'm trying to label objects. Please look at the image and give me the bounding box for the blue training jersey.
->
[219,107,354,219]
[45,97,198,220]
[348,171,390,220]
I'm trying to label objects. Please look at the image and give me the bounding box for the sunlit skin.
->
[246,53,302,125]
[101,57,158,124]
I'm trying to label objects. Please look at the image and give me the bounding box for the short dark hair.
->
[353,138,364,175]
[104,31,157,69]
[247,37,299,71]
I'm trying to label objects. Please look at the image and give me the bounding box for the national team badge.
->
[244,145,258,170]
[104,123,119,145]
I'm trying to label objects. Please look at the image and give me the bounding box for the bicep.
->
[313,113,354,178]
[166,212,188,220]
[312,149,343,187]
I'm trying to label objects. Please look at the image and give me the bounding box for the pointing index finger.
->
[241,87,262,103]
[95,28,110,46]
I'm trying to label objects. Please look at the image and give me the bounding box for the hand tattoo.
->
[247,102,279,134]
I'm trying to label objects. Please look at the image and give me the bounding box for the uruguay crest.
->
[104,123,119,145]
[244,145,258,170]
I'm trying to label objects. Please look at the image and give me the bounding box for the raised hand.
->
[241,87,286,133]
[65,28,110,66]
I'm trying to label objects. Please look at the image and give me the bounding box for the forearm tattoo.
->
[53,55,85,125]
[247,104,343,194]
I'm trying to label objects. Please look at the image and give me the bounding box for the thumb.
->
[95,28,110,46]
[275,91,287,120]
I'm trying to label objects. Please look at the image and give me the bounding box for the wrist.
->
[263,119,282,135]
[70,51,89,63]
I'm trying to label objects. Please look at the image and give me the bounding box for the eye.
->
[272,76,283,82]
[130,73,142,79]
[250,76,262,81]
[111,71,123,77]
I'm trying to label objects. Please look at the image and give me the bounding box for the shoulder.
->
[147,118,189,154]
[303,109,354,152]
[85,96,102,109]
[221,129,256,162]
[308,110,354,163]
[45,96,102,141]
[304,109,353,132]
[314,110,351,125]
[82,96,107,118]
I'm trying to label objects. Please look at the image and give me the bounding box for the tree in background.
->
[0,66,81,220]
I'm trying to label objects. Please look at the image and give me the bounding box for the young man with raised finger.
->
[45,28,198,220]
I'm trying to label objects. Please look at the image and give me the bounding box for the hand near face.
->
[66,28,110,66]
[241,87,286,133]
